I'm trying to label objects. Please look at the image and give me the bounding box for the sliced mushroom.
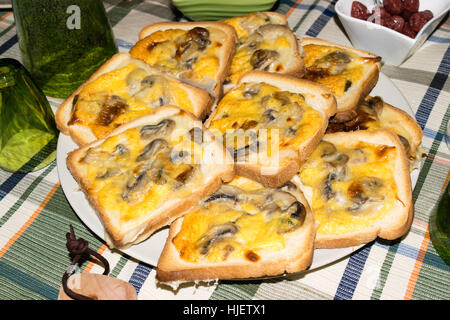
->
[242,83,261,98]
[263,190,298,212]
[322,172,337,201]
[250,49,279,70]
[326,153,349,167]
[121,171,151,203]
[239,32,263,50]
[318,141,338,158]
[196,223,239,255]
[147,163,167,185]
[273,91,291,106]
[312,51,352,76]
[262,108,278,122]
[95,167,121,180]
[111,144,129,157]
[136,138,171,162]
[239,12,271,35]
[96,95,129,126]
[277,201,307,234]
[140,74,166,88]
[347,176,385,211]
[202,185,242,206]
[140,119,175,140]
[126,68,148,95]
[176,27,210,63]
[186,27,210,51]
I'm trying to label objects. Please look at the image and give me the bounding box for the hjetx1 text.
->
[183,303,265,317]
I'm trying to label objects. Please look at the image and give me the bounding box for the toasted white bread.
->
[206,71,336,188]
[66,106,235,249]
[130,21,237,102]
[55,53,213,146]
[326,96,424,170]
[294,129,413,248]
[223,16,305,92]
[156,176,315,282]
[222,11,288,39]
[301,37,381,123]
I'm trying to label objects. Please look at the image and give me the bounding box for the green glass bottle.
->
[0,59,58,173]
[12,0,118,98]
[429,181,450,266]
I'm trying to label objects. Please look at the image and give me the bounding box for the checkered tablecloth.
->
[0,0,449,300]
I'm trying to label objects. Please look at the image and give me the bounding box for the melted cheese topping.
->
[227,36,292,85]
[303,44,371,98]
[70,63,194,140]
[224,12,273,39]
[325,97,422,170]
[298,140,398,235]
[129,27,224,88]
[173,176,305,263]
[78,115,204,223]
[207,82,323,166]
[223,13,292,85]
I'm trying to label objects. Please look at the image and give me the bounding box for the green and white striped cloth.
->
[0,0,449,300]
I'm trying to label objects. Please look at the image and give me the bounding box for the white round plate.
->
[56,72,419,273]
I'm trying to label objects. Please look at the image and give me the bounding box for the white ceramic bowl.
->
[335,0,450,66]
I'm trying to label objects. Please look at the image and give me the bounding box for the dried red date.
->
[384,0,404,15]
[421,10,434,21]
[351,1,370,20]
[409,12,428,32]
[390,15,405,33]
[402,10,414,21]
[349,0,433,39]
[402,22,417,38]
[403,0,419,13]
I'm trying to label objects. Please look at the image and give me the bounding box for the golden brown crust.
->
[55,53,213,146]
[138,21,238,100]
[156,183,315,282]
[374,99,423,157]
[293,129,413,249]
[301,37,381,122]
[66,106,235,249]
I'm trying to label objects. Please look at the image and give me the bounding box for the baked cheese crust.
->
[223,13,304,89]
[326,96,424,171]
[67,106,234,249]
[206,71,336,188]
[157,176,314,281]
[130,22,237,99]
[302,38,381,121]
[295,129,412,248]
[55,53,213,146]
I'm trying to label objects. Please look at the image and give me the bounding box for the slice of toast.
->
[130,21,237,102]
[326,96,424,170]
[301,37,381,123]
[223,12,288,39]
[223,13,304,92]
[206,71,336,188]
[55,53,213,146]
[156,176,315,282]
[66,106,235,249]
[294,129,413,249]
